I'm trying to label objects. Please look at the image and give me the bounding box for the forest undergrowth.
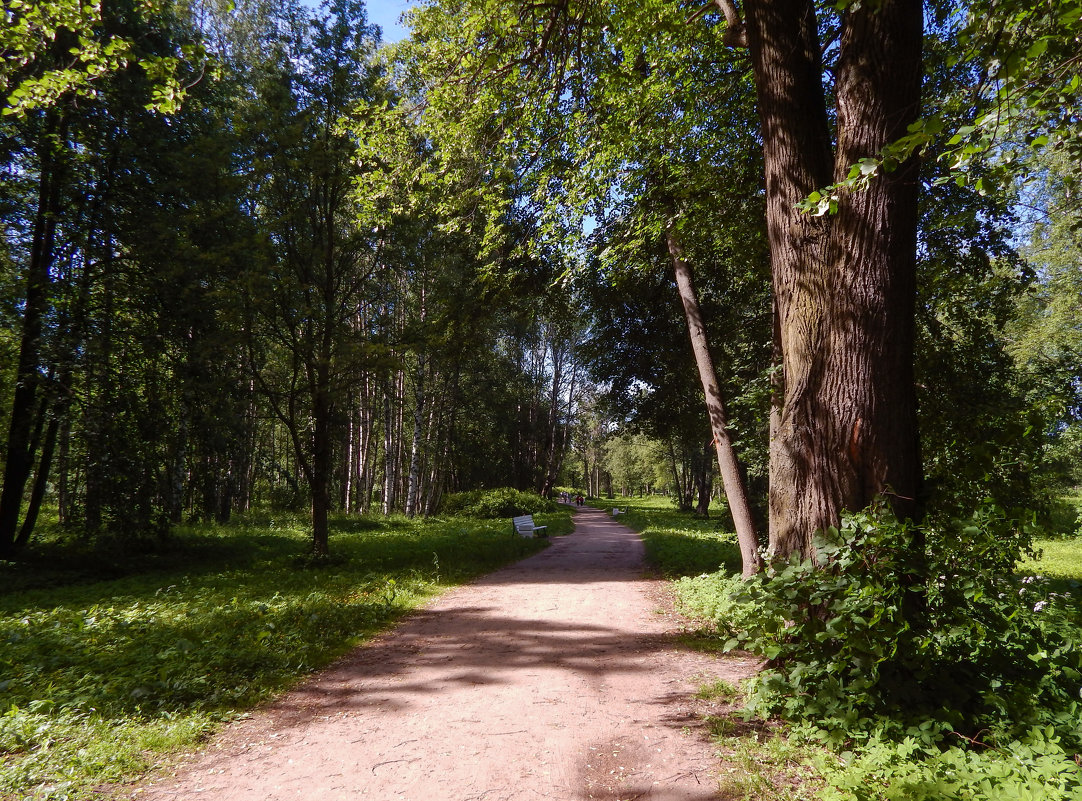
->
[0,507,571,801]
[603,493,1082,801]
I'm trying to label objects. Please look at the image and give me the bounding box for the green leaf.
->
[1026,38,1050,60]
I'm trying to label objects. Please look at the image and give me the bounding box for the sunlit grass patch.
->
[713,726,822,801]
[1022,537,1082,580]
[695,678,741,702]
[1019,535,1082,621]
[0,710,216,800]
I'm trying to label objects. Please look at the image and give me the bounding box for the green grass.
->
[694,677,741,702]
[715,730,823,801]
[0,509,571,800]
[1045,487,1082,537]
[1020,491,1082,610]
[1020,533,1082,619]
[1023,538,1082,579]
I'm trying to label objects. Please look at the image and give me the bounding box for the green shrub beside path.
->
[596,494,1082,801]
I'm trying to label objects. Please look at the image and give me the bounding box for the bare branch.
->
[686,2,712,24]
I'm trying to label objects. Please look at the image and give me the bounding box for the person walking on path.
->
[129,505,754,801]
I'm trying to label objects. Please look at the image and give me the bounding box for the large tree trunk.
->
[743,0,923,561]
[668,228,763,575]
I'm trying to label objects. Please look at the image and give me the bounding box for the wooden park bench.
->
[512,514,548,538]
[611,508,625,517]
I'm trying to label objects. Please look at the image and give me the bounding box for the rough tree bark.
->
[739,0,923,560]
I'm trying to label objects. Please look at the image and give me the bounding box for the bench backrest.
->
[512,514,535,528]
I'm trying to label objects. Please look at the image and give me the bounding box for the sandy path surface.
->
[128,506,756,801]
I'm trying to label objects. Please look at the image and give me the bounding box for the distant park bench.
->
[611,508,625,517]
[512,514,547,538]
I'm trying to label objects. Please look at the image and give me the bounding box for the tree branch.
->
[713,0,747,48]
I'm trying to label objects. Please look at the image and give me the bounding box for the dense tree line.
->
[2,0,1079,563]
[403,0,1081,562]
[0,0,583,556]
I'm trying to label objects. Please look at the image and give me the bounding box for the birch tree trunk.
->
[405,352,426,517]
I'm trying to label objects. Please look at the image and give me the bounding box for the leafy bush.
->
[440,487,557,518]
[718,505,1082,749]
[817,725,1082,801]
[671,504,1082,799]
[674,572,745,632]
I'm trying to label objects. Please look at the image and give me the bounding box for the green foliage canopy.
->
[2,0,206,116]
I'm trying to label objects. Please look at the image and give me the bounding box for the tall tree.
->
[0,0,217,551]
[241,0,381,555]
[407,0,768,569]
[407,0,927,565]
[733,0,924,558]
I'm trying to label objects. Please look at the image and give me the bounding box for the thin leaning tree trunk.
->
[382,374,396,515]
[667,226,763,577]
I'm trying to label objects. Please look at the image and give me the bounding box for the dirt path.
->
[126,506,756,801]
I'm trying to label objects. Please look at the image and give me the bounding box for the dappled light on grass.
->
[0,510,568,800]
